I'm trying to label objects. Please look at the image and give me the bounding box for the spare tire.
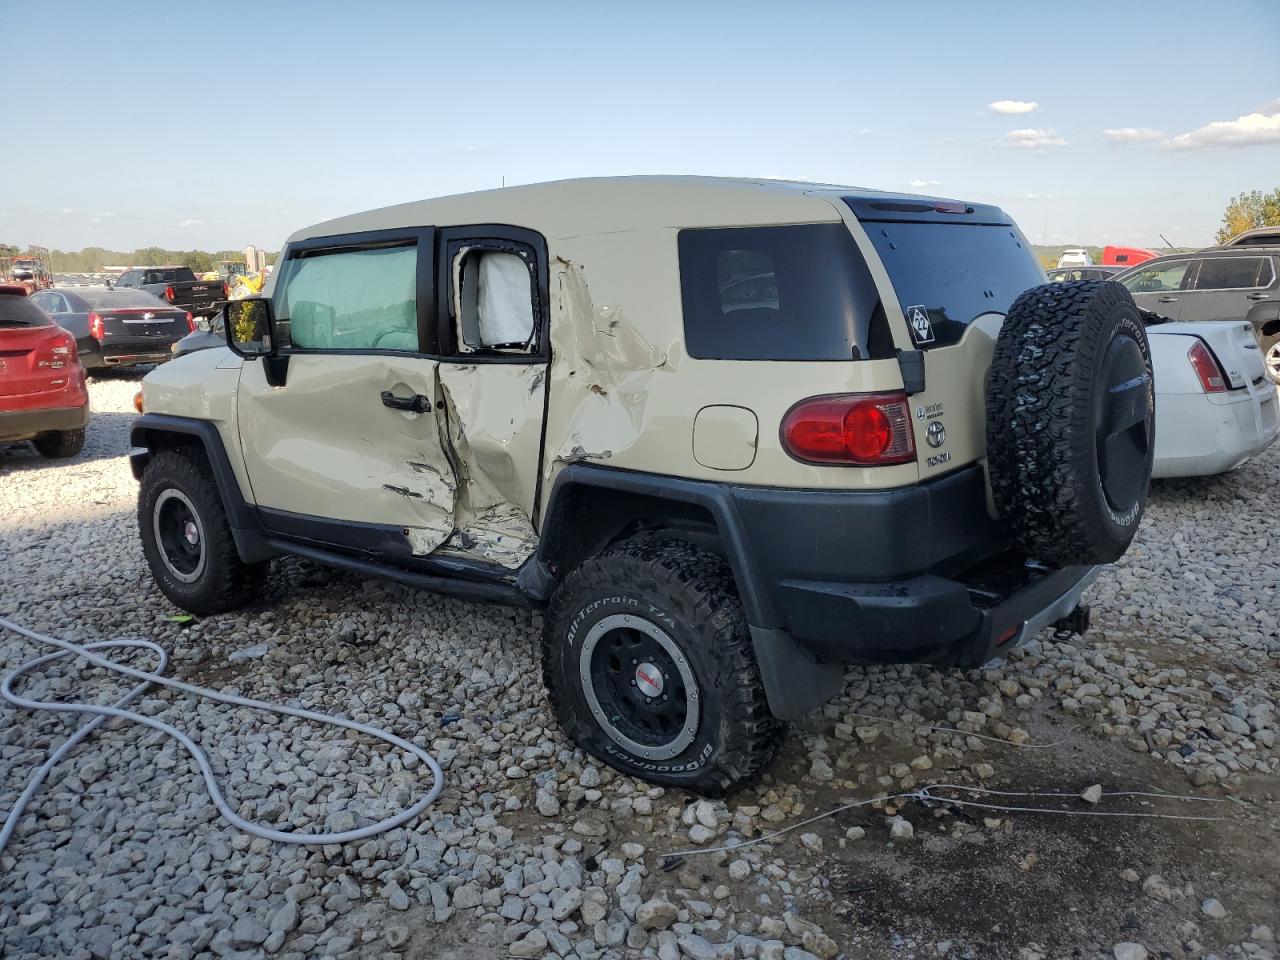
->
[986,280,1154,567]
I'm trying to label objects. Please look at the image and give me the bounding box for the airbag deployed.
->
[477,252,534,346]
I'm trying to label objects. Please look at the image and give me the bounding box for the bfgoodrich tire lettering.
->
[138,447,263,616]
[986,280,1155,566]
[543,538,783,796]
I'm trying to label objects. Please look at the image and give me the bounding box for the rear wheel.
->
[33,428,85,459]
[1265,340,1280,384]
[542,538,782,796]
[138,446,262,615]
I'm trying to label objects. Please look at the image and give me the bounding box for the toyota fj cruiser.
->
[130,177,1155,795]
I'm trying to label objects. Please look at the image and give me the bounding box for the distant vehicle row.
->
[113,265,226,317]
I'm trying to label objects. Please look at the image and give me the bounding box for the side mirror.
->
[225,299,276,358]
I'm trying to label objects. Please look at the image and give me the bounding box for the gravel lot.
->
[1,374,1277,960]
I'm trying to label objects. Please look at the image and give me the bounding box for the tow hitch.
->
[1052,603,1091,639]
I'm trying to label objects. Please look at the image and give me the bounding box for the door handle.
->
[380,390,431,413]
[1157,295,1179,303]
[1247,292,1270,301]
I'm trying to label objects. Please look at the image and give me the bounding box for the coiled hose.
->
[0,616,443,852]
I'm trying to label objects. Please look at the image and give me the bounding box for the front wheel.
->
[542,538,783,796]
[33,428,85,459]
[138,446,263,615]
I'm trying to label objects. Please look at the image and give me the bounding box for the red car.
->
[0,283,90,459]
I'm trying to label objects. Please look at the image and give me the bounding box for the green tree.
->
[1216,188,1280,244]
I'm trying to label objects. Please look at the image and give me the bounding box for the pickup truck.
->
[113,266,225,317]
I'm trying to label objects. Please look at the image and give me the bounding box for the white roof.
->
[289,175,910,245]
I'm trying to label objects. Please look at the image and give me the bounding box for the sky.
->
[2,0,1278,254]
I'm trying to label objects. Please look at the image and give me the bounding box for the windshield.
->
[862,220,1045,349]
[0,295,51,327]
[80,288,170,309]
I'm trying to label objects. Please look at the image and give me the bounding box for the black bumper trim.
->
[0,404,90,440]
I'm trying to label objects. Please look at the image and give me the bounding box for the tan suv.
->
[131,177,1156,794]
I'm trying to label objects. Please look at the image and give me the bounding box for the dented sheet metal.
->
[543,258,664,473]
[434,362,545,567]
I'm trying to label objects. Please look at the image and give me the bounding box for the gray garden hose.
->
[0,616,443,852]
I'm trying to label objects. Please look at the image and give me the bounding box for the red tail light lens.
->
[781,392,917,465]
[222,282,230,298]
[1187,341,1227,393]
[88,312,104,340]
[164,285,175,301]
[186,312,196,332]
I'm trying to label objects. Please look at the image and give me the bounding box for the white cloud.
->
[1104,127,1165,144]
[464,145,479,151]
[60,208,74,214]
[1002,128,1068,149]
[1165,106,1280,149]
[856,127,872,134]
[179,219,204,227]
[94,211,116,218]
[989,100,1039,115]
[909,178,942,187]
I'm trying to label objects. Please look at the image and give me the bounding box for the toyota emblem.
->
[926,420,946,448]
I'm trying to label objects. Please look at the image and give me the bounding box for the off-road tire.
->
[986,280,1154,566]
[32,428,85,459]
[543,538,783,796]
[138,446,262,616]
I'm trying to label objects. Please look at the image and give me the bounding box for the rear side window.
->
[1193,256,1273,290]
[678,223,889,361]
[0,295,52,327]
[863,221,1044,349]
[81,289,168,309]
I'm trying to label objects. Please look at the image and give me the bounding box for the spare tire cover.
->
[986,280,1155,567]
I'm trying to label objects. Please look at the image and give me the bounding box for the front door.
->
[236,228,460,556]
[1117,257,1194,321]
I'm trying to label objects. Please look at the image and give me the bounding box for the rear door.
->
[1180,255,1276,322]
[236,228,460,556]
[849,202,1047,478]
[1116,258,1194,320]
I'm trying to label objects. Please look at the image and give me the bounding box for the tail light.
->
[781,392,917,465]
[35,329,78,368]
[1187,341,1227,393]
[164,285,175,302]
[88,312,105,340]
[222,282,229,299]
[186,312,196,332]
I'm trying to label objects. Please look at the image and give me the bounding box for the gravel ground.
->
[1,374,1277,960]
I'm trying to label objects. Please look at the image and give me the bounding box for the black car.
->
[29,287,195,370]
[172,312,227,358]
[1046,265,1128,282]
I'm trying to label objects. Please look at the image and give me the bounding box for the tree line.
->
[0,244,277,273]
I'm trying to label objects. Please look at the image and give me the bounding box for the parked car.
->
[171,313,226,358]
[113,266,225,317]
[1057,247,1092,267]
[1220,226,1280,248]
[130,177,1155,794]
[1113,250,1280,381]
[30,287,195,370]
[1148,319,1278,476]
[1046,265,1127,282]
[0,284,89,459]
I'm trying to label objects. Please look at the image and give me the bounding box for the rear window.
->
[1193,256,1273,290]
[678,223,891,361]
[81,289,169,309]
[139,267,196,284]
[0,294,52,327]
[863,221,1045,349]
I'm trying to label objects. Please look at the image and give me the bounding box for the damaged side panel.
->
[434,362,545,568]
[236,354,457,554]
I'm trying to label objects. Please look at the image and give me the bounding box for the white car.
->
[1057,247,1092,267]
[1149,320,1279,477]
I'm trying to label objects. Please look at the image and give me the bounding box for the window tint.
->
[452,249,535,352]
[864,221,1044,349]
[1193,256,1272,290]
[278,245,418,351]
[678,223,889,361]
[1119,260,1191,294]
[0,295,52,326]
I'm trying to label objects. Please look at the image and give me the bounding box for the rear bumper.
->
[1152,387,1280,478]
[728,465,1101,667]
[100,338,178,366]
[0,403,90,441]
